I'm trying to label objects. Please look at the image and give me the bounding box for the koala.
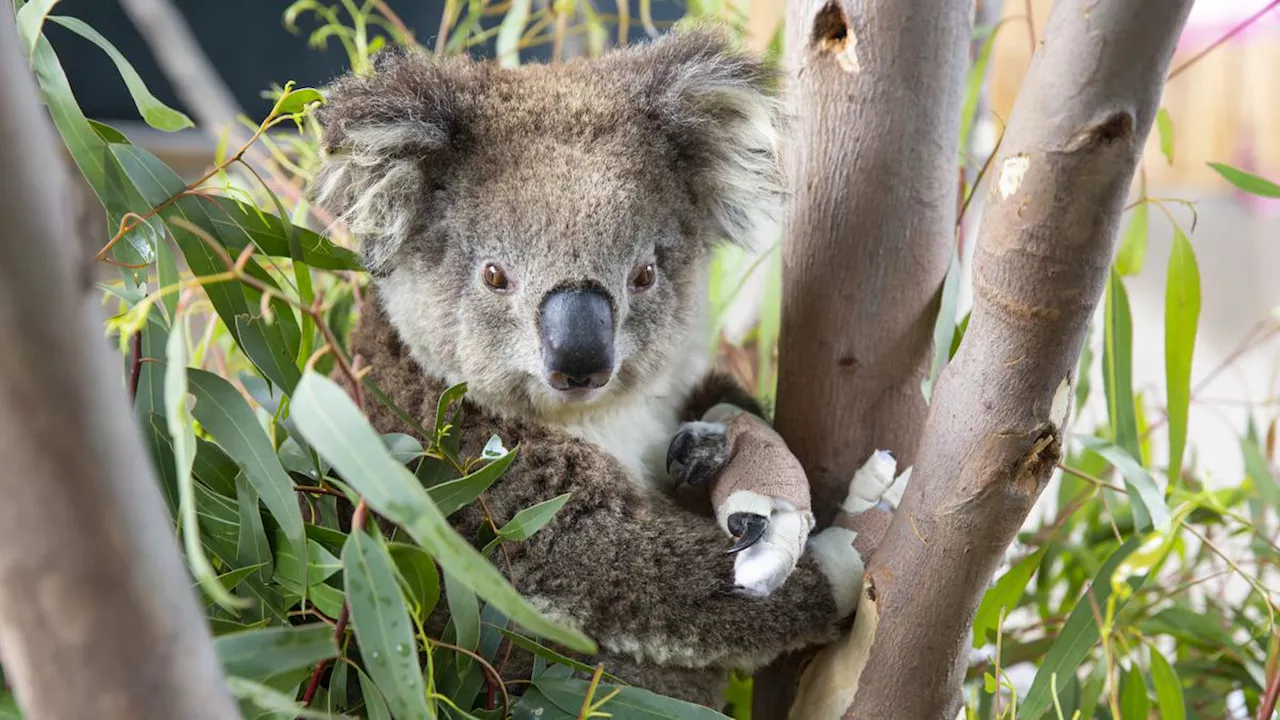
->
[312,25,898,707]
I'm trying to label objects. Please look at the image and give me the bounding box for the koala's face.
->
[313,27,782,418]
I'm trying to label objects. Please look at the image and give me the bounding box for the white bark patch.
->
[1050,376,1073,428]
[787,577,879,720]
[998,154,1030,199]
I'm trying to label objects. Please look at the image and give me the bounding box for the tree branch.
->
[0,12,238,720]
[821,2,1195,717]
[758,0,970,715]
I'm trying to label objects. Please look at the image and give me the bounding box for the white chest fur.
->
[551,391,686,490]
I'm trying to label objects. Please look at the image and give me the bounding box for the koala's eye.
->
[482,263,511,292]
[629,262,656,293]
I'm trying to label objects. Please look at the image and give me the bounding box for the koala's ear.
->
[311,51,474,274]
[634,25,785,251]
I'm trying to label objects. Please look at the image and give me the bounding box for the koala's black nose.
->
[539,286,614,392]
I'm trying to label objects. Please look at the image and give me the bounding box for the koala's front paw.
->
[724,495,814,598]
[666,421,730,488]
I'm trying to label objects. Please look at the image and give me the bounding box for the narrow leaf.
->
[1150,648,1186,720]
[343,530,431,720]
[215,624,338,681]
[428,448,517,517]
[1208,162,1280,198]
[1076,436,1171,533]
[166,318,247,612]
[1119,666,1151,720]
[388,542,440,620]
[923,246,962,403]
[498,493,572,542]
[973,549,1044,648]
[47,15,193,131]
[1103,268,1141,460]
[1114,201,1149,277]
[1165,227,1200,483]
[496,0,531,67]
[1156,108,1175,165]
[290,372,596,654]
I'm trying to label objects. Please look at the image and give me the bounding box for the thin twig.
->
[1168,0,1280,80]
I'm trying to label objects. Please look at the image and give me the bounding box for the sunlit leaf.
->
[1157,109,1175,165]
[47,15,193,131]
[973,548,1044,648]
[343,529,431,720]
[498,493,572,542]
[495,0,530,67]
[1208,162,1280,198]
[1150,646,1187,720]
[1119,665,1151,720]
[275,87,324,115]
[289,372,596,654]
[1075,436,1171,534]
[1165,227,1200,484]
[1115,200,1149,277]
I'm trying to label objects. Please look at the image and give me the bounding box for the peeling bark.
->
[0,14,238,720]
[833,2,1195,717]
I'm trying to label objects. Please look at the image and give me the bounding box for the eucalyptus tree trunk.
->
[756,0,970,715]
[0,13,238,720]
[780,1,1195,718]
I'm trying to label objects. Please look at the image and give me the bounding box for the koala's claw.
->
[725,512,768,554]
[666,421,730,488]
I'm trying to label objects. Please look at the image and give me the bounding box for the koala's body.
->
[314,27,880,706]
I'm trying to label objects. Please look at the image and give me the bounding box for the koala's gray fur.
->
[314,26,854,707]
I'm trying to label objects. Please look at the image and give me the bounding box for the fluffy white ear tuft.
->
[311,50,475,275]
[638,26,787,252]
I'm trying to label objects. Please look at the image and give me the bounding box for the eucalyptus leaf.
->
[1165,227,1200,483]
[215,624,338,681]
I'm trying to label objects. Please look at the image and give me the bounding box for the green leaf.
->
[1115,201,1149,277]
[225,677,336,720]
[1208,162,1280,198]
[922,246,963,404]
[388,542,440,620]
[959,21,1002,157]
[498,627,624,683]
[15,0,60,58]
[498,493,572,542]
[187,369,308,595]
[165,318,248,612]
[1075,436,1171,534]
[382,433,425,465]
[1150,648,1186,720]
[427,447,518,517]
[1103,268,1141,460]
[342,529,431,720]
[209,195,360,271]
[531,678,733,719]
[356,664,394,720]
[1119,666,1151,720]
[1241,435,1280,509]
[1165,227,1200,483]
[984,672,997,694]
[445,569,481,676]
[273,532,342,587]
[236,473,275,586]
[495,0,531,67]
[1018,535,1148,720]
[1156,109,1175,165]
[973,549,1044,648]
[289,372,597,654]
[275,87,324,115]
[215,624,338,681]
[47,15,193,131]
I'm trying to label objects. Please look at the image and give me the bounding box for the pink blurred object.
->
[1179,0,1280,49]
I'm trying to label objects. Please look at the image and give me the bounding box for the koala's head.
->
[313,26,782,420]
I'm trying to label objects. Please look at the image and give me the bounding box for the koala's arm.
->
[482,436,858,672]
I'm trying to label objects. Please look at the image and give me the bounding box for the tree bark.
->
[792,1,1194,718]
[758,0,970,715]
[0,12,239,720]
